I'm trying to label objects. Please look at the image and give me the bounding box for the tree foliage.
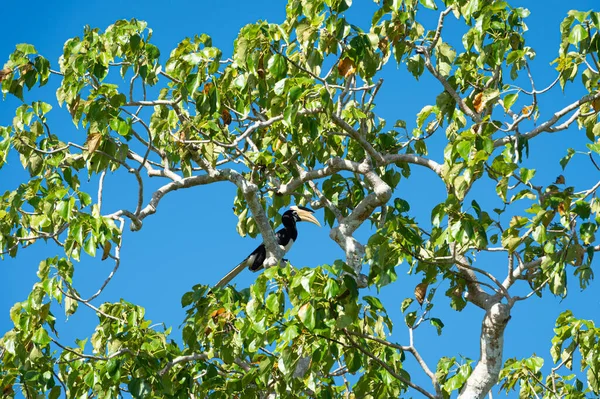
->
[1,0,600,398]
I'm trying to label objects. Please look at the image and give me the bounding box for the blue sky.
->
[1,0,599,397]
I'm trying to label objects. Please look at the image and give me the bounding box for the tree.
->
[1,0,600,397]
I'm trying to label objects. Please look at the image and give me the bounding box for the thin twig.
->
[159,353,209,376]
[343,330,436,399]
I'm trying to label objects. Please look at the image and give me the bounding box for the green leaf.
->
[268,54,287,80]
[16,43,37,55]
[456,140,471,160]
[560,148,575,169]
[430,318,444,335]
[407,54,425,79]
[363,296,384,311]
[32,327,51,346]
[394,198,410,213]
[65,295,78,317]
[266,292,281,314]
[49,386,61,399]
[502,93,519,110]
[130,34,142,51]
[568,25,588,45]
[519,167,535,184]
[281,324,300,342]
[419,0,437,10]
[401,298,414,313]
[405,311,417,327]
[298,302,316,330]
[128,378,151,399]
[324,278,340,299]
[395,119,407,129]
[84,235,97,257]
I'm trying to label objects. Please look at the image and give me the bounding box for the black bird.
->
[214,206,321,288]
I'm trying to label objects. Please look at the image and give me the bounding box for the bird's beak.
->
[293,207,321,227]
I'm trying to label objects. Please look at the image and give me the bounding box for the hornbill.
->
[214,206,321,288]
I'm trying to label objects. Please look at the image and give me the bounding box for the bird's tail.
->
[213,260,248,289]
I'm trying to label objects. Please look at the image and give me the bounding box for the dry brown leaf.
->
[554,175,565,185]
[257,53,266,79]
[210,307,227,321]
[473,92,484,113]
[2,385,14,397]
[202,82,214,94]
[221,109,232,125]
[101,241,112,261]
[337,58,355,78]
[522,105,534,118]
[68,95,81,119]
[557,202,566,216]
[20,63,32,73]
[378,37,389,56]
[592,97,600,113]
[0,68,12,82]
[414,282,428,305]
[85,132,103,154]
[573,245,585,266]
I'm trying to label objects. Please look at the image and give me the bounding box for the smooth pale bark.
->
[459,302,511,399]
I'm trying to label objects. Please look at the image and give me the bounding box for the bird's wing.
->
[214,227,294,288]
[248,244,266,271]
[275,228,293,251]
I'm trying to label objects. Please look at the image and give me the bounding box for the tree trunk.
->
[458,302,511,398]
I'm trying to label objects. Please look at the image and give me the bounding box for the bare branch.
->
[331,113,386,165]
[278,157,361,195]
[84,219,124,302]
[52,337,132,362]
[495,91,600,148]
[306,180,344,223]
[159,353,209,376]
[429,6,454,51]
[517,74,561,96]
[343,330,436,399]
[124,96,183,107]
[97,171,106,212]
[417,46,482,123]
[134,174,226,224]
[384,153,443,177]
[58,284,127,324]
[452,245,494,309]
[346,330,442,397]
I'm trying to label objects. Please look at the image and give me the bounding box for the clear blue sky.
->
[1,0,598,397]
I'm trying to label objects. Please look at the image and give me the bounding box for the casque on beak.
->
[290,205,321,227]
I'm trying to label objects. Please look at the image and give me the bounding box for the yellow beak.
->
[290,206,321,227]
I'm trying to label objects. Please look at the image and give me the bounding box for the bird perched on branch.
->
[214,206,321,288]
